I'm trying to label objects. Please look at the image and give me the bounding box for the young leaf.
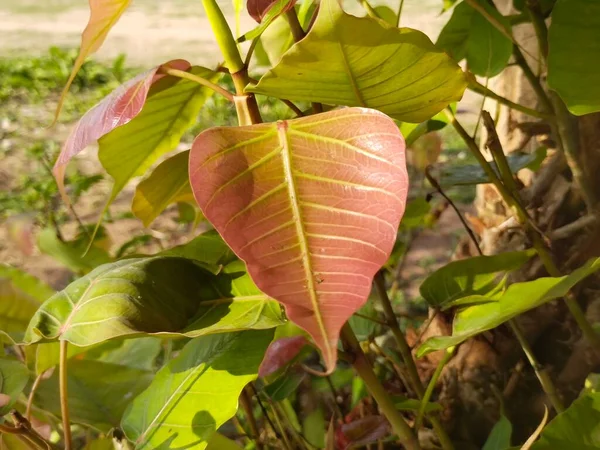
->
[419,250,535,308]
[336,416,390,450]
[33,359,152,431]
[529,392,600,449]
[0,265,53,342]
[54,0,132,122]
[483,415,512,450]
[418,257,600,356]
[436,1,512,77]
[547,0,600,115]
[249,0,467,123]
[121,330,273,450]
[189,108,408,372]
[259,335,309,377]
[131,150,195,227]
[247,0,296,26]
[24,257,284,346]
[99,67,220,205]
[0,359,29,415]
[53,59,190,202]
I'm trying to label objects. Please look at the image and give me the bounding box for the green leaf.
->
[131,150,195,227]
[161,230,236,267]
[530,392,600,449]
[437,0,512,77]
[35,341,90,375]
[34,359,152,431]
[419,250,536,308]
[400,109,451,147]
[395,397,442,413]
[348,299,384,341]
[98,67,219,203]
[418,257,600,356]
[249,0,466,122]
[24,257,284,346]
[206,433,243,450]
[84,337,163,371]
[264,370,306,401]
[121,330,273,450]
[439,147,547,187]
[0,265,53,342]
[37,228,112,274]
[483,415,512,450]
[547,0,600,115]
[0,359,29,415]
[303,407,326,448]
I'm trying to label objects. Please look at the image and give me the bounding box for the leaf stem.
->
[467,78,553,121]
[159,67,234,102]
[508,321,565,412]
[340,323,421,450]
[201,0,244,73]
[26,371,45,421]
[59,341,72,450]
[373,272,455,450]
[415,346,455,430]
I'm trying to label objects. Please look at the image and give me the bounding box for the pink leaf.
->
[336,416,390,450]
[53,59,190,202]
[248,0,296,23]
[189,108,408,372]
[259,335,309,377]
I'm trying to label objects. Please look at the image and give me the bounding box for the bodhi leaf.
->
[189,107,408,372]
[34,359,152,431]
[54,0,132,122]
[417,257,600,356]
[0,264,53,342]
[132,150,195,227]
[419,250,535,308]
[0,359,29,415]
[24,256,284,346]
[53,59,190,202]
[249,0,466,123]
[99,66,220,205]
[547,0,600,115]
[121,330,273,450]
[529,392,600,449]
[436,0,512,77]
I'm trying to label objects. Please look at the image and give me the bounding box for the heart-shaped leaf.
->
[419,250,535,308]
[189,107,408,371]
[437,0,512,77]
[0,359,29,415]
[53,59,190,202]
[34,359,152,431]
[0,265,53,342]
[132,150,195,227]
[24,256,284,346]
[547,0,600,115]
[121,330,273,450]
[99,66,219,205]
[417,257,600,356]
[249,0,467,123]
[54,0,132,122]
[529,392,600,449]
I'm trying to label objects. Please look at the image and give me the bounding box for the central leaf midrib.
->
[277,122,331,359]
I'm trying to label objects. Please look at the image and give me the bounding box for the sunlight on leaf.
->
[249,0,466,123]
[121,330,273,450]
[189,108,408,372]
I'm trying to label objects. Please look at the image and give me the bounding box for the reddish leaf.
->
[189,108,408,372]
[53,60,190,202]
[259,335,309,377]
[54,0,132,122]
[248,0,296,23]
[336,416,390,450]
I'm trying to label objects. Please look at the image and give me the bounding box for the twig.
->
[549,214,597,240]
[26,371,46,421]
[240,388,263,449]
[249,384,282,442]
[353,312,389,327]
[59,341,72,450]
[340,324,420,450]
[508,321,565,412]
[159,67,234,102]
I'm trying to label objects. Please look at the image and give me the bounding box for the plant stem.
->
[26,371,45,421]
[159,67,234,101]
[201,0,244,74]
[468,78,553,121]
[373,273,455,450]
[240,388,263,450]
[415,347,455,430]
[512,47,553,112]
[525,0,549,59]
[285,9,305,42]
[340,324,421,450]
[508,321,565,412]
[59,341,72,450]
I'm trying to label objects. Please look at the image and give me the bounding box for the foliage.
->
[1,0,600,448]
